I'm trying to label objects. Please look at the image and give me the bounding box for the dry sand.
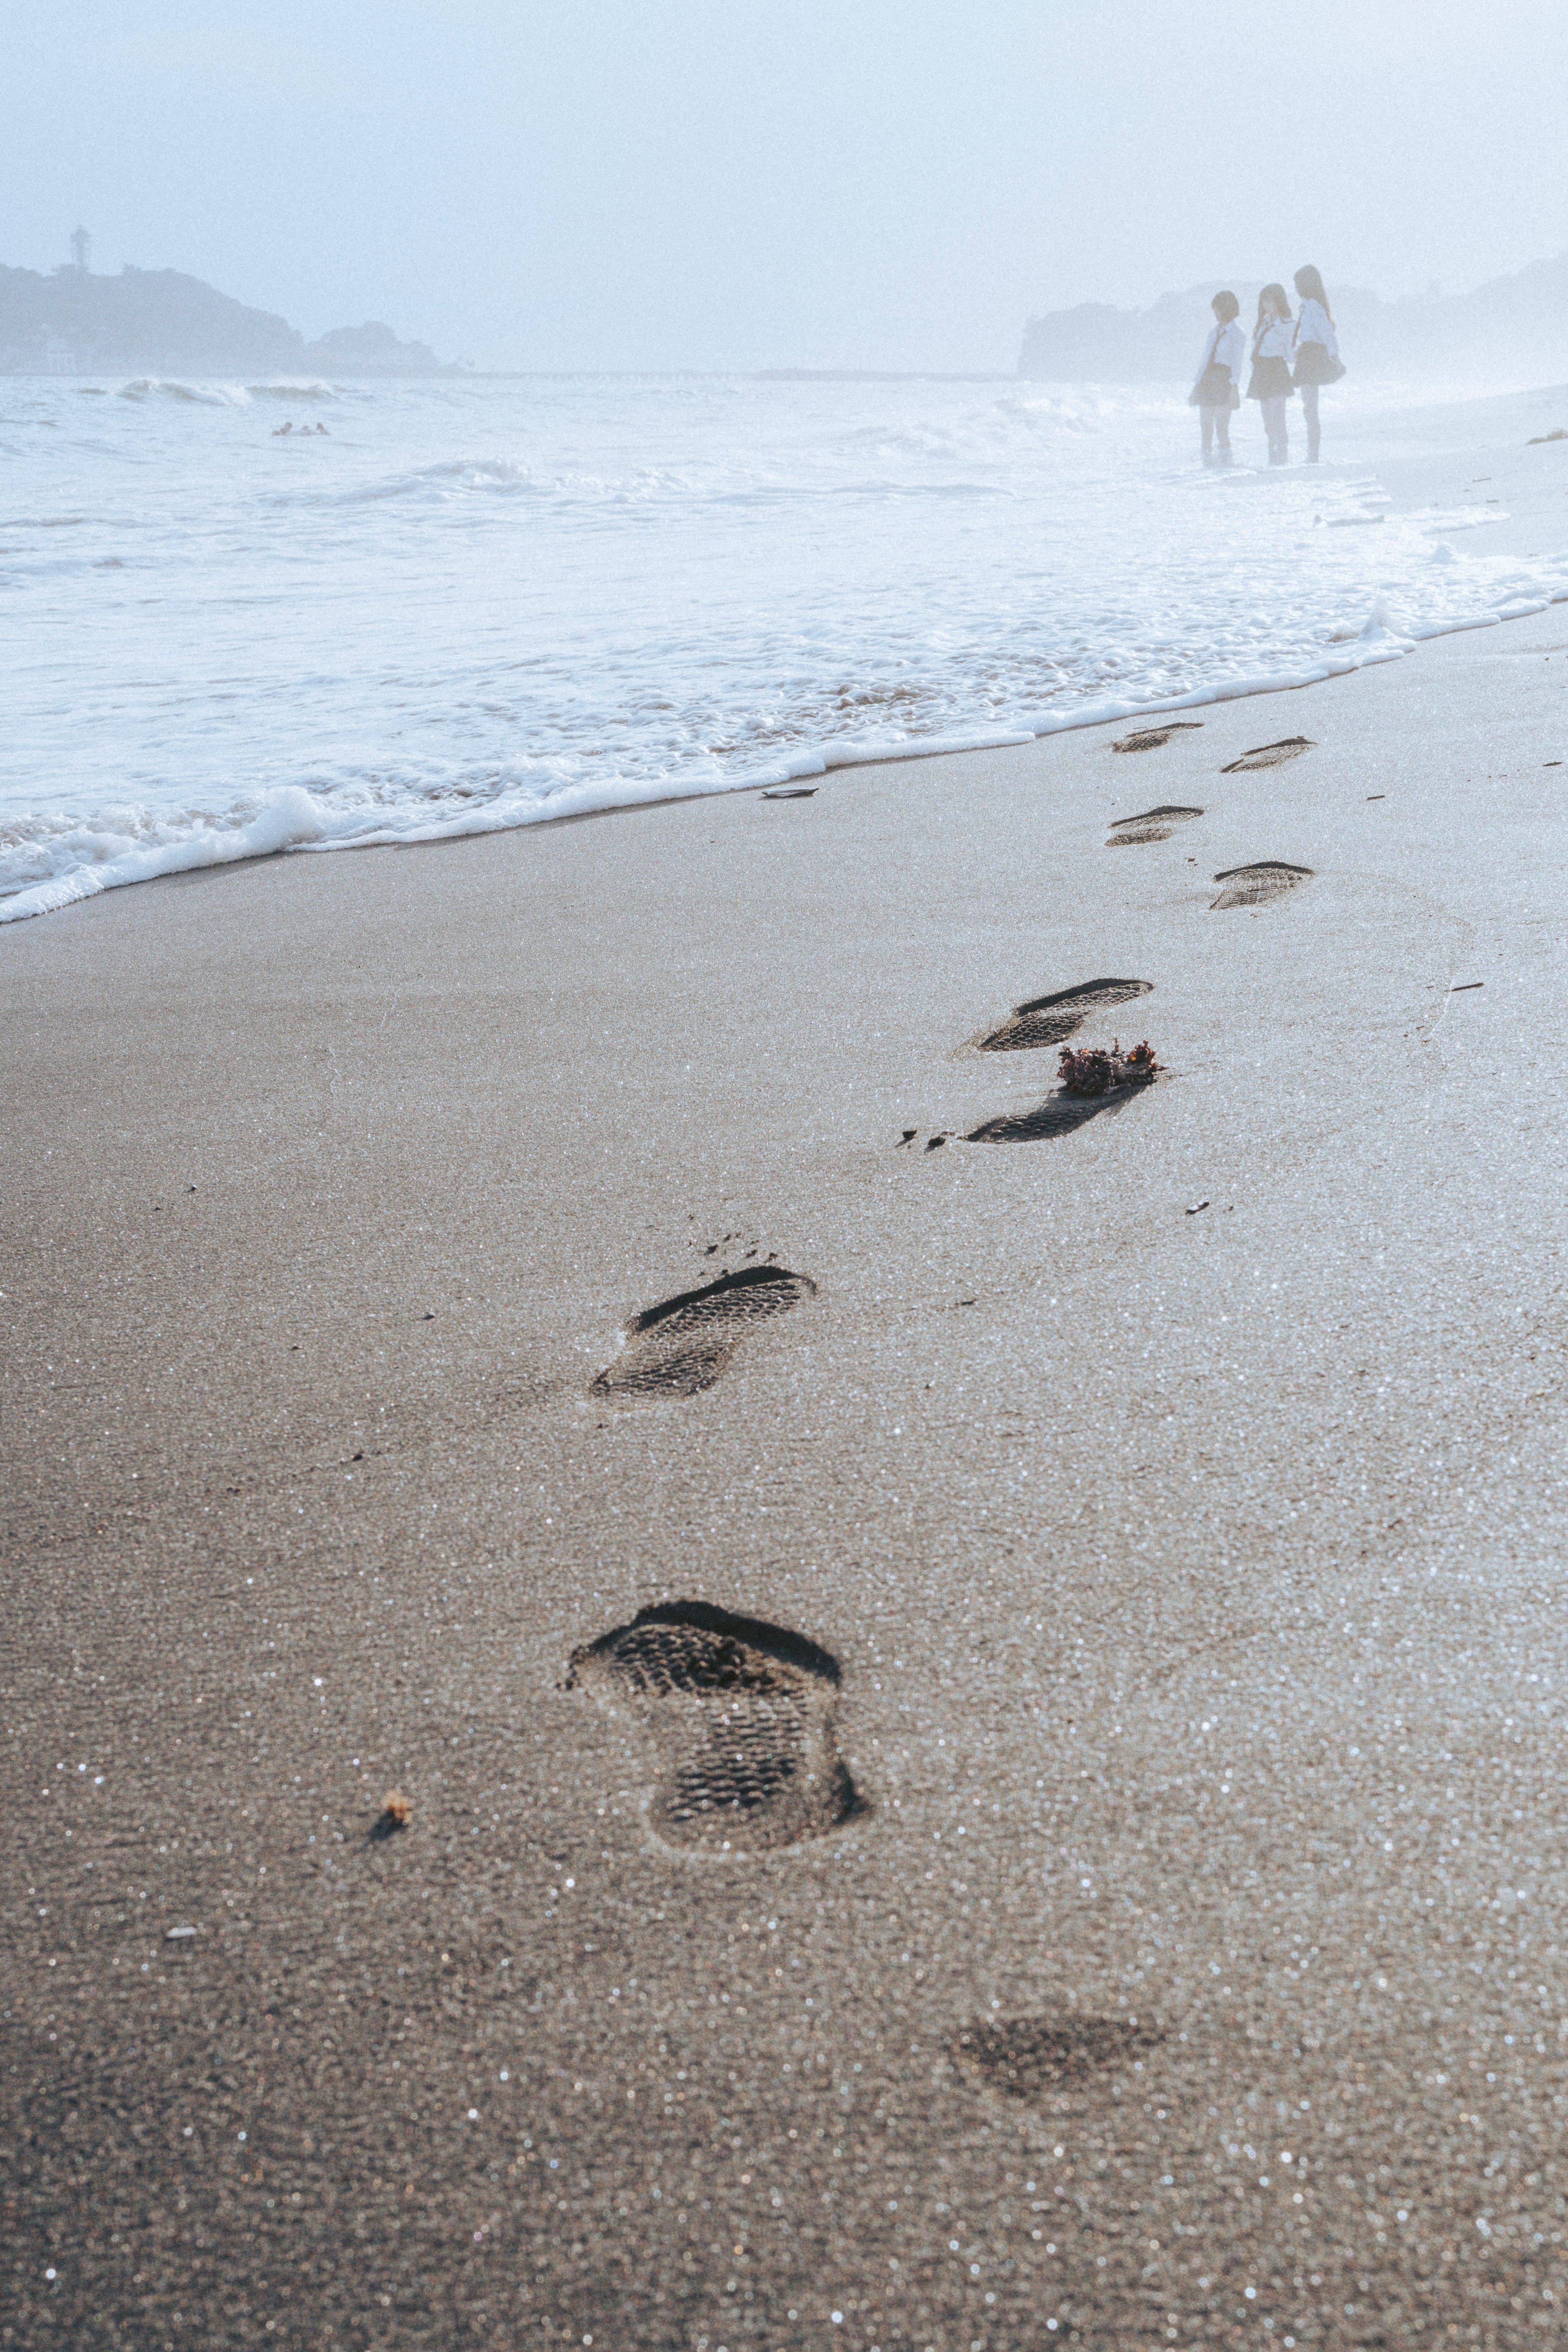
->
[5,514,1568,2350]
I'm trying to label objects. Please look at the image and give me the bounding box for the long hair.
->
[1211,290,1240,324]
[1256,283,1292,331]
[1294,264,1333,324]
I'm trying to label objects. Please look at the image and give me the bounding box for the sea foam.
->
[1,789,325,922]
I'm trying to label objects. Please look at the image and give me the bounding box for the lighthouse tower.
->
[70,225,92,275]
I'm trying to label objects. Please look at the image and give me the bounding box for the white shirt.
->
[1294,296,1340,358]
[1196,318,1245,387]
[1252,316,1294,363]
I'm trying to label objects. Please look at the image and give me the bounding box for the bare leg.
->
[1200,406,1216,459]
[1214,404,1232,457]
[1301,382,1321,461]
[1263,396,1289,463]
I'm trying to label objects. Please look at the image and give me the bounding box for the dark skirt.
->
[1247,356,1295,402]
[1292,340,1343,386]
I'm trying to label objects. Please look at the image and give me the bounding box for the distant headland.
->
[1018,252,1568,389]
[0,241,457,378]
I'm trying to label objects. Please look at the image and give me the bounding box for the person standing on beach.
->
[1246,284,1296,465]
[1189,290,1245,466]
[1291,265,1344,462]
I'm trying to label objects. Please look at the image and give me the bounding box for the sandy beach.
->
[6,417,1568,2350]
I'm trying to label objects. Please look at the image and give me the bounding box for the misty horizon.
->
[10,241,1568,384]
[10,0,1568,375]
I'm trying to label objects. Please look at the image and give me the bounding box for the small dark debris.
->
[370,1791,411,1843]
[1366,793,1386,800]
[1450,981,1484,991]
[924,1134,948,1151]
[1527,428,1568,445]
[762,786,817,800]
[1545,761,1562,768]
[1186,1200,1209,1215]
[897,1129,918,1147]
[352,1450,364,1461]
[421,1310,435,1320]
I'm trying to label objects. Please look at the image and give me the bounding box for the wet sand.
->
[5,579,1568,2350]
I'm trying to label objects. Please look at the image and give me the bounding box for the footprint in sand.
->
[976,977,1153,1054]
[966,1080,1154,1145]
[1209,861,1313,911]
[566,1601,859,1852]
[952,2015,1165,2102]
[1111,722,1204,753]
[1106,804,1204,847]
[1220,735,1315,773]
[592,1265,814,1398]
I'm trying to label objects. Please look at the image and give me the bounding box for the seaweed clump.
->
[1057,1039,1160,1096]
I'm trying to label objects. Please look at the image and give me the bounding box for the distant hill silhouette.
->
[1020,254,1568,392]
[0,263,451,377]
[300,320,445,376]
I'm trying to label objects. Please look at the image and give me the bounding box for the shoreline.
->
[9,370,1568,932]
[0,591,1550,930]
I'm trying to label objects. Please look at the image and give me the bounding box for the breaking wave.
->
[116,378,254,406]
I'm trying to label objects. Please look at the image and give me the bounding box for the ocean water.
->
[3,370,1566,924]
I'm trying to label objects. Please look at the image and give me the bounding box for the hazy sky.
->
[9,1,1568,371]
